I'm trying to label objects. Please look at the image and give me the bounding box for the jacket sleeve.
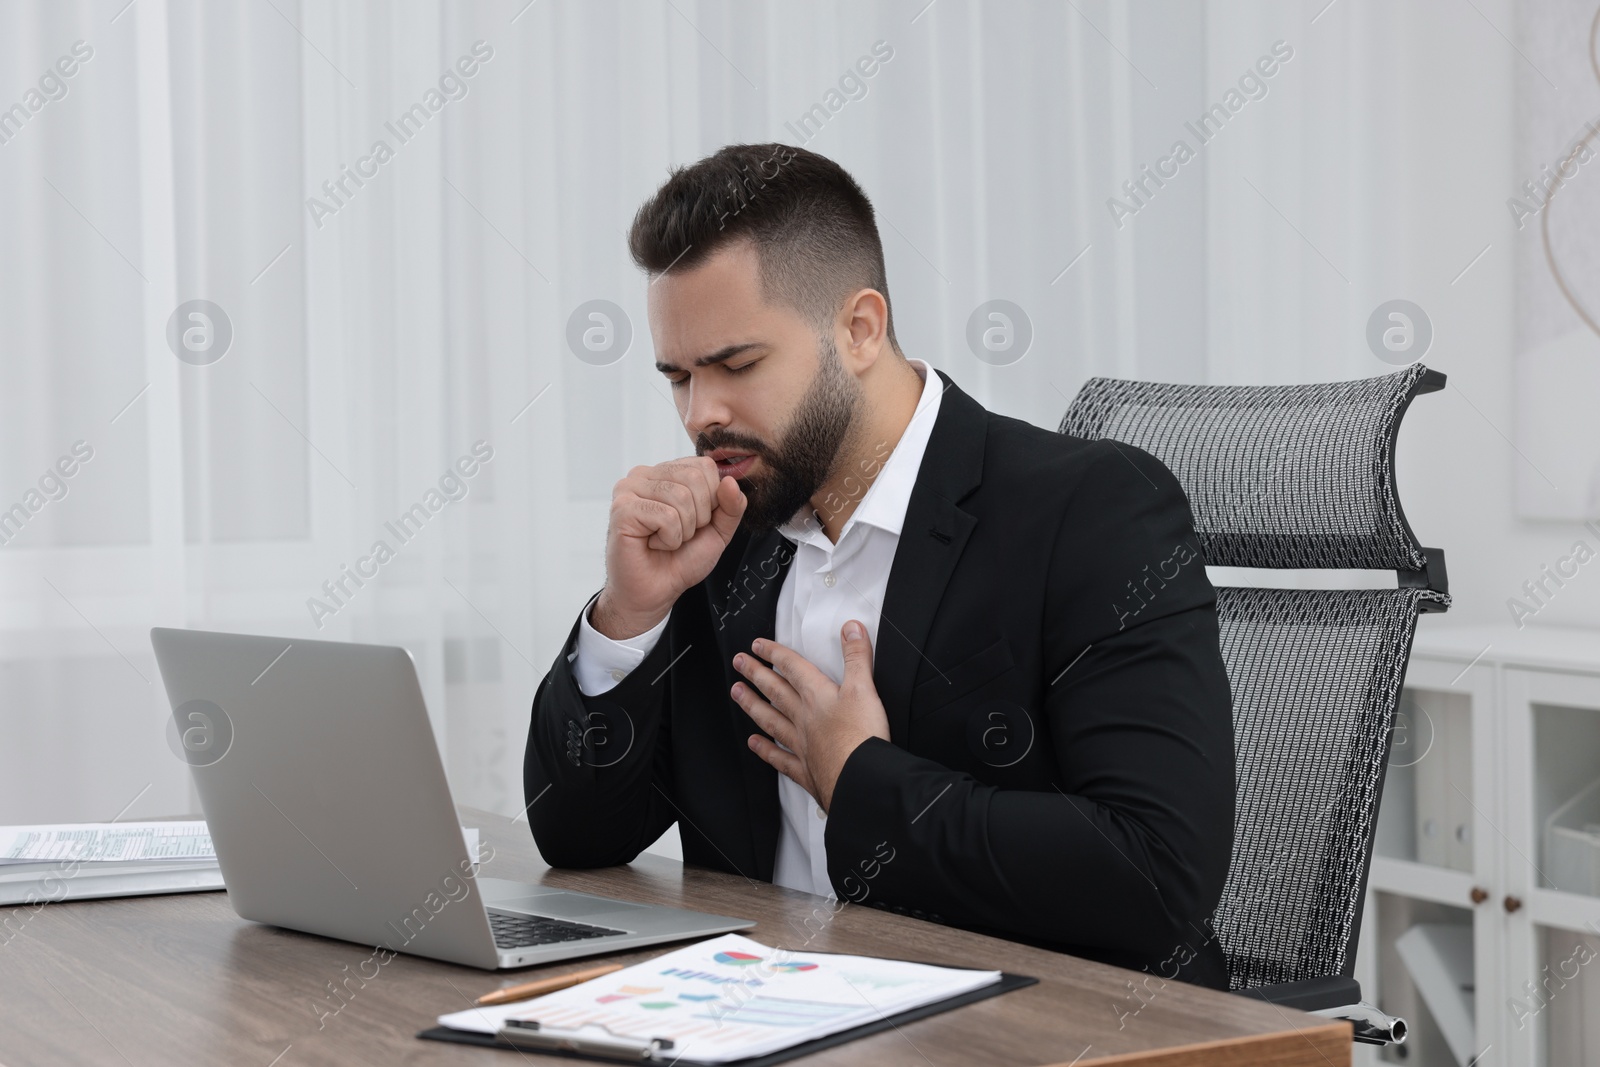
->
[823,443,1236,970]
[524,595,682,867]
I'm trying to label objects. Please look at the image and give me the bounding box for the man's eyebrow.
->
[655,342,768,374]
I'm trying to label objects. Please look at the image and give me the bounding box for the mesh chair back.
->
[1210,585,1446,987]
[1059,363,1438,574]
[1060,366,1450,991]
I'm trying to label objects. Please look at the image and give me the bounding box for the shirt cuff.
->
[569,595,671,696]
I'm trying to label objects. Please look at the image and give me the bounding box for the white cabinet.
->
[1354,624,1600,1067]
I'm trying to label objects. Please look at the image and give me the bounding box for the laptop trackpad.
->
[495,890,650,920]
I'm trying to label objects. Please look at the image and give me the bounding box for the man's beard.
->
[697,338,862,533]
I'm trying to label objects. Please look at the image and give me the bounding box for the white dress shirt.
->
[570,358,944,897]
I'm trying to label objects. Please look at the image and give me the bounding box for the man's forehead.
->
[646,247,793,371]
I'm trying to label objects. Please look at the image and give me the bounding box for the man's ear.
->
[838,288,891,372]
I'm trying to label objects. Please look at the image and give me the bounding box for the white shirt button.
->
[608,668,626,683]
[815,805,827,819]
[823,572,836,587]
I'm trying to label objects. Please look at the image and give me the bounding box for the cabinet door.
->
[1361,654,1501,1066]
[1503,668,1600,1067]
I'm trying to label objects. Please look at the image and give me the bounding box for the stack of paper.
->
[437,933,1002,1064]
[0,821,224,907]
[0,822,216,864]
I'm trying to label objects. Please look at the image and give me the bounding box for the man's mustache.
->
[695,432,770,458]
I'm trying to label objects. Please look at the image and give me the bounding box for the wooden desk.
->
[0,807,1349,1066]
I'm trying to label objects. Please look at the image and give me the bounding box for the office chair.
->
[1059,362,1451,1046]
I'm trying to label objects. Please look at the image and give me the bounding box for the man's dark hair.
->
[628,143,899,351]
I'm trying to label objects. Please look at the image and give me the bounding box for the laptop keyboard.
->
[487,908,627,949]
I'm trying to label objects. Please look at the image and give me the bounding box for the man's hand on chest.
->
[730,620,889,812]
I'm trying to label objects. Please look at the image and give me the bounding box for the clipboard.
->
[417,970,1037,1065]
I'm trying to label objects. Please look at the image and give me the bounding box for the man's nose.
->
[680,375,733,437]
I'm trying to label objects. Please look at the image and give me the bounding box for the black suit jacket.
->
[525,371,1236,987]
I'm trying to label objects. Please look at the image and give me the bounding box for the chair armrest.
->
[1235,975,1361,1012]
[1236,979,1407,1046]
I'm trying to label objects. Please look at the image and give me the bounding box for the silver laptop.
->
[149,627,754,970]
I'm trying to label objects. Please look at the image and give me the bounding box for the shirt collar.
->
[777,358,944,546]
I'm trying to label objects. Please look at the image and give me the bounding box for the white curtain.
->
[0,1,1514,839]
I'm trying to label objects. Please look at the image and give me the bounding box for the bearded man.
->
[525,143,1236,987]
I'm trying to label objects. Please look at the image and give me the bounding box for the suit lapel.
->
[875,372,988,745]
[709,526,794,882]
